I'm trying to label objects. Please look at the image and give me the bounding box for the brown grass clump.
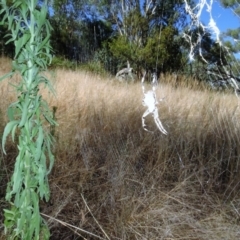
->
[1,56,240,239]
[158,72,209,90]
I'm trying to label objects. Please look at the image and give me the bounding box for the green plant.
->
[80,60,109,76]
[50,56,77,70]
[0,0,56,239]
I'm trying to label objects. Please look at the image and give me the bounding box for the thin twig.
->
[40,212,105,240]
[81,193,111,240]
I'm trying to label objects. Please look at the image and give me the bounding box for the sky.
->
[200,1,239,33]
[198,0,240,57]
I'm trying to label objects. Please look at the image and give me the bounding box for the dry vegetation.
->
[1,56,240,239]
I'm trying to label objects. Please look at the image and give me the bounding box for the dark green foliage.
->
[104,0,195,76]
[0,2,14,58]
[50,56,77,70]
[93,41,121,74]
[79,60,110,76]
[41,0,192,75]
[49,0,113,63]
[0,0,238,79]
[141,26,182,72]
[109,25,182,75]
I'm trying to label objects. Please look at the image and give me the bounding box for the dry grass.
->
[1,56,240,239]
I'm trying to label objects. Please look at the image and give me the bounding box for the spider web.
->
[141,72,168,135]
[141,0,240,134]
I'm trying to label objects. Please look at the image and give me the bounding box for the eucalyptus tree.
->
[49,0,82,59]
[91,0,193,76]
[218,0,240,79]
[219,0,240,53]
[181,25,230,81]
[47,0,112,64]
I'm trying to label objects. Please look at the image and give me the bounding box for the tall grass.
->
[1,57,240,239]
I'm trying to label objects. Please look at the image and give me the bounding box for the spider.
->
[141,72,168,135]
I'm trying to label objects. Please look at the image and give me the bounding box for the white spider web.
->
[184,0,240,94]
[141,0,240,134]
[141,72,168,135]
[183,0,221,62]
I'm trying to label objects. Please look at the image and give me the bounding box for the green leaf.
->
[15,33,31,58]
[32,126,39,139]
[46,134,55,175]
[11,155,23,194]
[18,95,30,127]
[7,104,17,121]
[3,209,15,221]
[11,123,18,143]
[2,120,19,154]
[38,164,45,199]
[35,126,44,162]
[0,71,14,82]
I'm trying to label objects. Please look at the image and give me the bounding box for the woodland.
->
[0,0,240,82]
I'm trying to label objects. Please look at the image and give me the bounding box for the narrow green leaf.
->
[14,191,20,207]
[31,194,40,237]
[38,164,45,199]
[45,134,55,174]
[12,155,23,193]
[7,104,17,121]
[15,33,31,58]
[35,126,44,162]
[3,209,15,221]
[0,71,14,82]
[2,120,19,154]
[18,96,30,127]
[32,126,39,139]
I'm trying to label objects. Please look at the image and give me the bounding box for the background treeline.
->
[0,0,239,82]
